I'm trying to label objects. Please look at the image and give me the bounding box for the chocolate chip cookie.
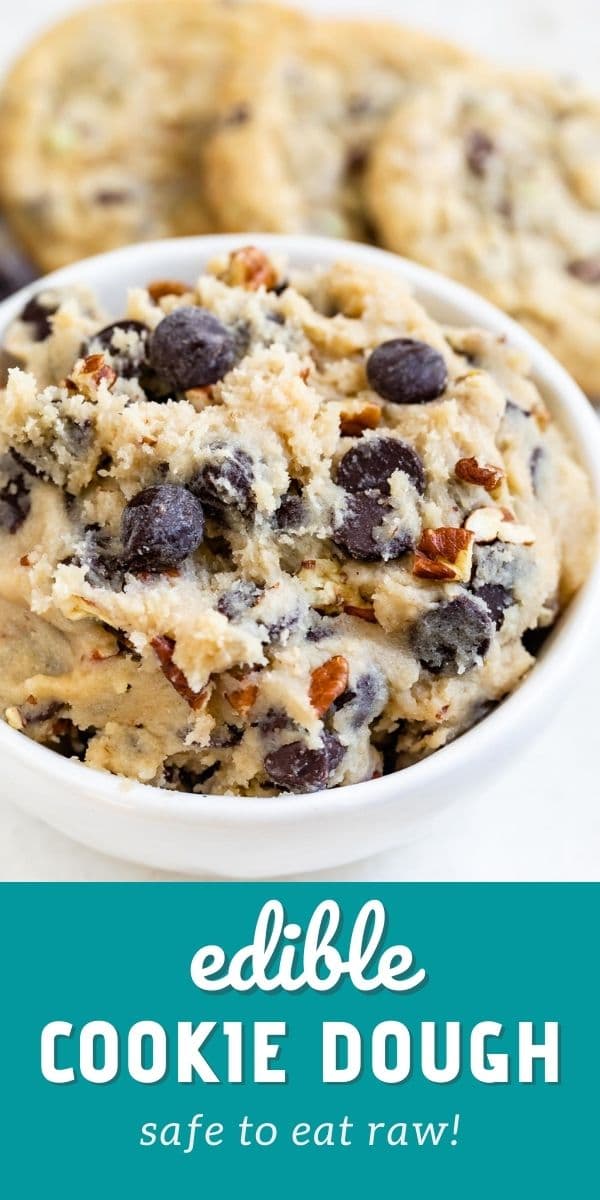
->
[0,0,301,271]
[0,246,595,793]
[367,68,600,396]
[204,19,472,241]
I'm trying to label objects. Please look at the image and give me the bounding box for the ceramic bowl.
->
[1,234,599,877]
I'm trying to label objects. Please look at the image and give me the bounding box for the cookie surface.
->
[0,0,300,271]
[367,68,600,396]
[0,247,594,793]
[204,19,471,241]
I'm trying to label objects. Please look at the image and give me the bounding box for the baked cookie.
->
[366,69,600,397]
[0,219,37,301]
[204,20,472,241]
[0,0,302,271]
[0,246,594,793]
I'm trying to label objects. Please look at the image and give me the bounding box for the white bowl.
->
[1,234,599,878]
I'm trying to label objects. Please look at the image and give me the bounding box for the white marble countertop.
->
[0,0,598,880]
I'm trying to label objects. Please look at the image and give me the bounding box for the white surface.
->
[0,0,598,881]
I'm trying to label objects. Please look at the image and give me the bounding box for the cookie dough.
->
[0,247,595,794]
[204,20,471,241]
[366,68,600,397]
[0,0,301,271]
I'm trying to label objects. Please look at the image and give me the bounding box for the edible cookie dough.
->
[366,68,600,397]
[204,20,471,241]
[0,0,301,272]
[0,247,595,794]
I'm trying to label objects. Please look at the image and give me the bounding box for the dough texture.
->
[0,248,595,794]
[367,68,600,397]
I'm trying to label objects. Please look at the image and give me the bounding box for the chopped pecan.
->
[455,456,504,494]
[340,401,382,437]
[147,279,192,302]
[413,526,474,583]
[309,655,349,717]
[465,506,536,545]
[151,635,208,711]
[223,246,278,291]
[227,683,259,716]
[412,554,457,581]
[71,352,117,395]
[343,603,377,623]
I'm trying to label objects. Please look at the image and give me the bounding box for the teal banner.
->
[1,885,595,1195]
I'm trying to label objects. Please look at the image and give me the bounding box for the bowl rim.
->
[1,231,599,826]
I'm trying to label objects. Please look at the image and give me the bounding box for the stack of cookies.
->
[0,0,599,395]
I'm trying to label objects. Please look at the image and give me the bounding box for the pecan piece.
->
[227,683,258,716]
[413,526,474,583]
[147,279,192,302]
[455,456,504,495]
[151,635,207,710]
[223,246,278,291]
[465,506,536,545]
[343,603,377,623]
[71,352,117,395]
[412,554,457,581]
[340,401,382,437]
[309,655,349,717]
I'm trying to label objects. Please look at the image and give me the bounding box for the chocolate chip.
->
[567,256,600,284]
[19,700,63,728]
[0,470,30,533]
[63,417,93,457]
[322,732,345,773]
[121,484,204,571]
[472,583,512,630]
[275,481,306,529]
[0,248,37,301]
[210,725,244,749]
[335,672,387,729]
[264,734,344,793]
[84,319,149,379]
[333,493,413,561]
[411,594,493,675]
[85,551,125,591]
[20,293,58,341]
[465,129,496,177]
[217,580,262,620]
[190,448,255,518]
[148,307,237,392]
[337,436,425,496]
[82,526,125,590]
[10,447,48,480]
[257,708,294,735]
[367,338,448,404]
[306,615,338,642]
[266,609,302,646]
[522,624,553,657]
